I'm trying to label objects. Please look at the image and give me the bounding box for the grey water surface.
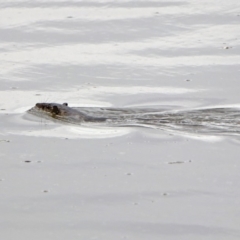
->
[1,0,240,240]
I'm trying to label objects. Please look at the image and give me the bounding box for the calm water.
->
[1,1,240,240]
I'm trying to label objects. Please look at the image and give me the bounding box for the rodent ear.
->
[63,103,68,106]
[52,106,60,115]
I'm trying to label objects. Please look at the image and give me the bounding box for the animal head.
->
[35,103,68,115]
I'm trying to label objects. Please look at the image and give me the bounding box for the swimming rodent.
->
[30,102,107,122]
[28,102,240,135]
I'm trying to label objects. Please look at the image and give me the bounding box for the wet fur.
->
[33,102,107,122]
